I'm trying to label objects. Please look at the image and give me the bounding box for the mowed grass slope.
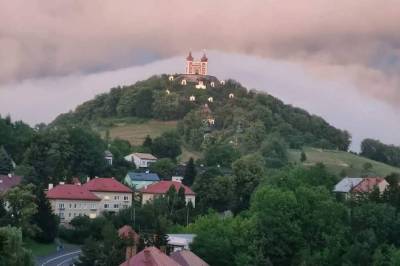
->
[289,147,400,177]
[106,120,178,146]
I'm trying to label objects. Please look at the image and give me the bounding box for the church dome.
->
[186,52,194,61]
[201,53,208,62]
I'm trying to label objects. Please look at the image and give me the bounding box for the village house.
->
[47,177,132,223]
[124,152,157,168]
[333,176,389,199]
[124,171,160,190]
[140,181,195,207]
[0,174,22,194]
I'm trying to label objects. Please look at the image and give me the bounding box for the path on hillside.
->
[35,244,81,266]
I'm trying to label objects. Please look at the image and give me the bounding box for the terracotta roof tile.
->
[46,184,100,201]
[141,181,195,195]
[120,246,179,266]
[0,175,22,194]
[170,250,209,266]
[83,178,132,193]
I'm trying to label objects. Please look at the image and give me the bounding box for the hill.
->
[52,74,351,153]
[289,147,400,176]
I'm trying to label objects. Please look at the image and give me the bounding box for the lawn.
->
[25,239,57,257]
[104,120,178,146]
[289,147,400,177]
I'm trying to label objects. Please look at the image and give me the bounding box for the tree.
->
[300,150,307,162]
[151,131,181,159]
[204,144,240,167]
[135,88,154,118]
[260,135,288,168]
[4,185,38,237]
[149,158,176,180]
[363,162,373,173]
[32,188,59,243]
[183,157,196,186]
[76,237,99,266]
[142,135,153,153]
[0,146,13,175]
[0,226,34,266]
[232,154,265,212]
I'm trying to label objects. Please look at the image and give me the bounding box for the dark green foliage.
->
[0,146,13,175]
[151,130,181,159]
[142,135,153,153]
[204,144,240,167]
[183,157,196,186]
[135,88,154,118]
[260,135,289,168]
[32,188,59,243]
[0,226,34,266]
[300,150,307,162]
[361,139,400,167]
[149,158,176,180]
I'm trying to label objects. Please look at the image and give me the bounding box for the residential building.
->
[0,174,22,194]
[124,153,157,168]
[167,234,196,252]
[170,250,209,266]
[47,184,101,223]
[140,181,195,207]
[83,177,133,213]
[47,177,132,223]
[124,172,160,190]
[333,176,389,199]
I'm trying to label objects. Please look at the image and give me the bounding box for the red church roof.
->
[120,247,179,266]
[47,184,100,201]
[141,181,195,195]
[83,177,132,193]
[201,53,208,62]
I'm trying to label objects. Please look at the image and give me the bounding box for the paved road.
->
[35,246,81,266]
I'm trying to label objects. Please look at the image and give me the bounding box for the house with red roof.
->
[333,176,389,199]
[140,181,195,207]
[0,174,22,194]
[47,177,133,223]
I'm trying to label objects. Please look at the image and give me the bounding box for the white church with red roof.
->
[47,177,132,223]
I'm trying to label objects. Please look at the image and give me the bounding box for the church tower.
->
[185,51,208,75]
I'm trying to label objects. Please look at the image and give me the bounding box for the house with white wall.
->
[124,153,157,168]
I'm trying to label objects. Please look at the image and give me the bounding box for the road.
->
[35,247,81,266]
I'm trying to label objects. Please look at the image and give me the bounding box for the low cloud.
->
[1,1,400,107]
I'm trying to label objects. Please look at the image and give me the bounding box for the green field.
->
[104,120,178,146]
[289,147,400,177]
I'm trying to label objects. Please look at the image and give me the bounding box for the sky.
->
[0,1,399,150]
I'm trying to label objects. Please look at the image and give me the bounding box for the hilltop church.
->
[185,51,208,75]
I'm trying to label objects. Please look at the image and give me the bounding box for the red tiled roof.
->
[140,181,195,195]
[120,247,179,266]
[0,175,22,194]
[83,177,132,193]
[47,184,100,201]
[170,250,209,266]
[352,177,388,193]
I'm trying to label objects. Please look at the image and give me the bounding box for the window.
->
[59,203,65,210]
[74,203,77,208]
[60,213,64,219]
[114,204,119,209]
[73,213,76,217]
[114,196,120,200]
[123,196,129,201]
[69,203,72,208]
[69,213,71,217]
[104,204,109,209]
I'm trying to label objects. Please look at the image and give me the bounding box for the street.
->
[35,247,81,266]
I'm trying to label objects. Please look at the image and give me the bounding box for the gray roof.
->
[126,172,160,181]
[333,177,363,193]
[104,150,113,157]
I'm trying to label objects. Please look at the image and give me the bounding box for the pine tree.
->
[32,188,59,243]
[300,151,307,163]
[142,135,153,153]
[0,146,13,175]
[183,157,196,187]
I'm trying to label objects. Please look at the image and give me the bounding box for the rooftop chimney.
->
[48,183,53,190]
[59,182,65,185]
[86,176,90,183]
[7,173,12,178]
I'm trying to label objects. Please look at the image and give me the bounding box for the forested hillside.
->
[52,75,351,152]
